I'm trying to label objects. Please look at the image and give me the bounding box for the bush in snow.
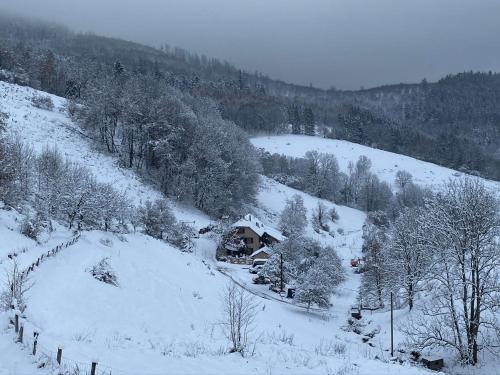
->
[89,257,118,286]
[31,94,54,111]
[329,207,339,222]
[19,215,41,241]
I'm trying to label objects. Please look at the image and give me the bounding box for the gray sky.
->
[2,0,500,89]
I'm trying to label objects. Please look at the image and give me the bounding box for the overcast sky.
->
[1,0,500,89]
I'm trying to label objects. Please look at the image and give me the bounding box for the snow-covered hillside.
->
[0,81,432,374]
[251,135,500,192]
[0,81,211,229]
[0,207,430,375]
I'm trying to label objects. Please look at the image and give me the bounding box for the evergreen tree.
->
[291,105,302,134]
[39,51,58,93]
[303,107,315,136]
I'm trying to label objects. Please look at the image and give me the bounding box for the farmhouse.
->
[224,214,285,256]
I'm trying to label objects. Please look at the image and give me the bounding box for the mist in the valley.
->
[1,0,500,89]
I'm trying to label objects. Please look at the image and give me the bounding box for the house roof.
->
[232,214,286,242]
[250,246,271,258]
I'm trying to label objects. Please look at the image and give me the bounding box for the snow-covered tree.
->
[394,170,413,189]
[220,227,246,255]
[386,208,429,310]
[0,137,14,203]
[295,267,331,310]
[258,250,295,288]
[278,194,307,237]
[138,199,177,240]
[311,202,329,232]
[360,214,390,309]
[272,237,344,309]
[405,178,500,365]
[358,173,393,212]
[304,151,341,201]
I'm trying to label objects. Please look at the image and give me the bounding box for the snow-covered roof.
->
[232,214,286,242]
[250,246,271,258]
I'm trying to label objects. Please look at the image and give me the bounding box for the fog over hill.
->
[2,0,500,89]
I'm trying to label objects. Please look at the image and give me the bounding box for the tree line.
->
[260,151,395,213]
[0,118,193,249]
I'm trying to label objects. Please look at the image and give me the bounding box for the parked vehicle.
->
[252,275,270,284]
[249,259,266,273]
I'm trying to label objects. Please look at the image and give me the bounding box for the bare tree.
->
[311,202,329,232]
[387,208,430,310]
[406,178,500,365]
[221,283,259,356]
[0,261,33,312]
[395,170,413,189]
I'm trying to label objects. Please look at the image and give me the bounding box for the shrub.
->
[31,94,54,111]
[329,207,339,222]
[20,217,40,240]
[89,258,118,286]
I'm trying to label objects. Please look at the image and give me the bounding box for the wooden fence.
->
[8,310,127,375]
[19,234,81,279]
[4,233,128,374]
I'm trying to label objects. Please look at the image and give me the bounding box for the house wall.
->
[237,227,261,254]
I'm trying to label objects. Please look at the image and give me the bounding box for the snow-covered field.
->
[251,135,500,192]
[0,81,475,374]
[0,195,426,375]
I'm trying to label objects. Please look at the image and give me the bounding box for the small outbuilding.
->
[250,247,271,260]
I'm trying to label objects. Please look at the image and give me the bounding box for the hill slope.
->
[252,134,500,192]
[0,82,432,374]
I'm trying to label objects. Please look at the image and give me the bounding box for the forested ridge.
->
[2,14,500,185]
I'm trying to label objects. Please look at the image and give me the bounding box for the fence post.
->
[17,324,24,343]
[14,314,19,333]
[32,332,39,355]
[90,361,97,375]
[57,347,62,365]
